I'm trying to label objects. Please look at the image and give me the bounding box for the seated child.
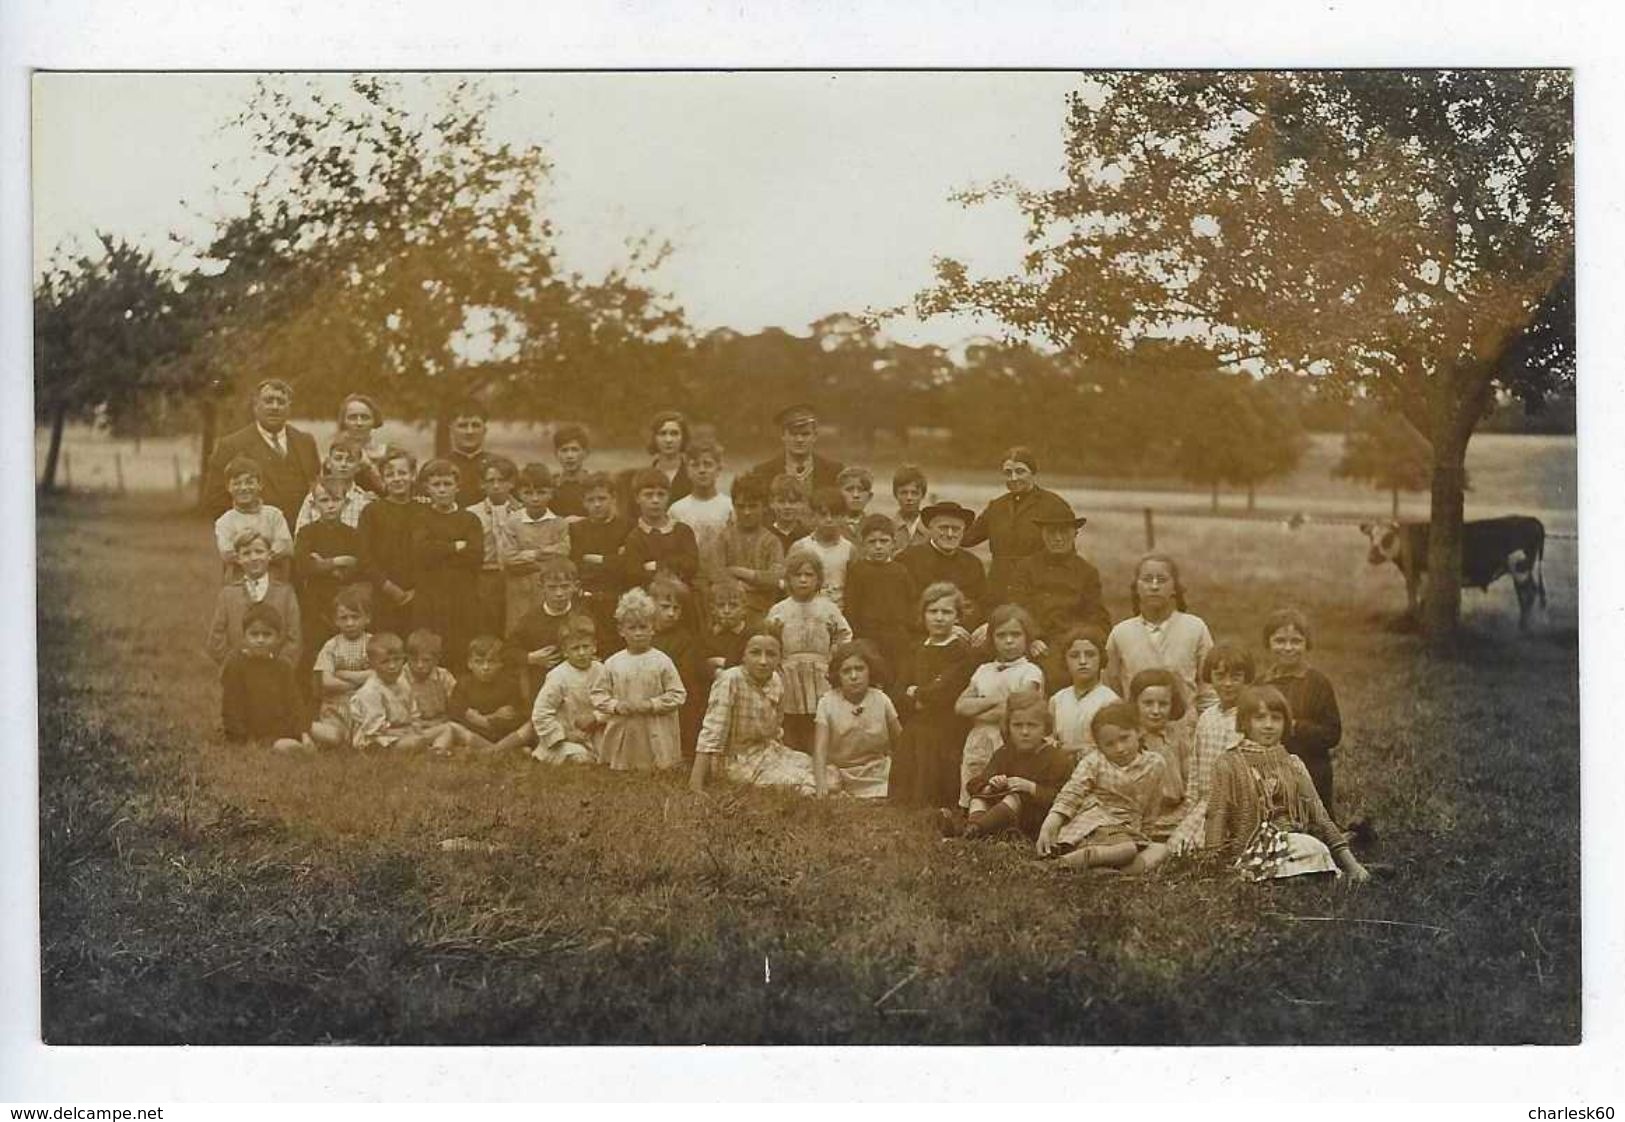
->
[295,433,375,530]
[590,588,687,771]
[890,581,975,809]
[1048,625,1119,760]
[307,587,374,749]
[1177,640,1256,853]
[813,639,900,799]
[1260,607,1343,811]
[214,456,292,583]
[890,464,929,554]
[550,423,592,519]
[792,487,856,607]
[219,602,306,751]
[467,455,520,638]
[507,555,582,701]
[618,468,700,592]
[720,475,785,617]
[499,462,572,635]
[949,691,1074,839]
[767,473,811,554]
[1036,701,1170,874]
[405,628,459,724]
[690,630,819,795]
[836,465,874,540]
[569,470,631,636]
[348,632,459,752]
[529,613,604,765]
[207,529,302,668]
[1129,667,1201,848]
[843,513,917,676]
[294,474,371,665]
[450,635,530,751]
[1205,686,1369,883]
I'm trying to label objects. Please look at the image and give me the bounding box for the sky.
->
[31,71,1086,347]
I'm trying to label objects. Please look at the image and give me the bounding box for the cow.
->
[1360,516,1547,632]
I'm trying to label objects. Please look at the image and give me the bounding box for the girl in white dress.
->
[813,640,901,799]
[953,604,1045,813]
[766,550,852,752]
[590,588,686,771]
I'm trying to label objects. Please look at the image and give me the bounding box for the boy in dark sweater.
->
[843,513,918,679]
[569,470,631,637]
[450,635,529,750]
[220,602,307,751]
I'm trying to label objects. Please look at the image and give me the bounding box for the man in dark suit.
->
[736,403,845,497]
[205,379,323,528]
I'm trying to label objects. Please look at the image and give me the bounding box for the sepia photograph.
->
[22,60,1584,1063]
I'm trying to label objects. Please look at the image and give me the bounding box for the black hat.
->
[1032,512,1087,529]
[774,403,819,430]
[921,500,976,526]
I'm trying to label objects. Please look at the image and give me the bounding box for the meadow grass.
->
[36,493,1579,1044]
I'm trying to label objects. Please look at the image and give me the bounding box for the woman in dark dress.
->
[890,581,976,808]
[619,410,692,515]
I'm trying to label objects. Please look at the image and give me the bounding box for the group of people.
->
[202,380,1369,884]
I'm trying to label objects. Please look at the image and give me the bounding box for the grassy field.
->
[35,476,1580,1045]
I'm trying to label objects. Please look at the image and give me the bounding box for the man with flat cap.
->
[963,443,1077,606]
[899,499,989,632]
[737,403,845,497]
[1008,511,1111,670]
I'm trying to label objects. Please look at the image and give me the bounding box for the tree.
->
[920,71,1573,643]
[1174,373,1307,510]
[1335,406,1434,517]
[33,236,186,492]
[186,76,683,456]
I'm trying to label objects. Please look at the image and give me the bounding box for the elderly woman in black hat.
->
[737,403,845,497]
[898,499,989,632]
[962,444,1078,606]
[1008,510,1111,688]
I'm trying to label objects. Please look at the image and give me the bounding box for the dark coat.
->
[206,423,322,528]
[962,485,1075,604]
[736,452,845,498]
[1008,550,1110,641]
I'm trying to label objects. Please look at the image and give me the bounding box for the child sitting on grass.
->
[529,613,604,765]
[499,462,572,636]
[690,631,819,795]
[590,588,688,772]
[949,691,1074,840]
[207,529,302,669]
[1036,701,1170,874]
[720,475,785,617]
[1180,640,1255,851]
[767,549,853,752]
[1128,667,1201,850]
[214,456,292,583]
[307,587,374,749]
[952,604,1045,819]
[1048,625,1119,761]
[450,635,530,751]
[1205,686,1369,884]
[549,423,592,519]
[405,629,459,725]
[294,434,374,531]
[219,602,307,752]
[348,632,459,752]
[1260,607,1343,812]
[793,487,857,607]
[813,639,900,799]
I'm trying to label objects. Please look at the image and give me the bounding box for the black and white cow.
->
[1360,516,1547,631]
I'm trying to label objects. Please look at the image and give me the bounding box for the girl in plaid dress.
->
[766,550,853,752]
[1036,701,1171,874]
[689,631,819,794]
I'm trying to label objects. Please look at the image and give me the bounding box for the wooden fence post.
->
[1143,507,1155,550]
[173,453,185,494]
[114,452,127,495]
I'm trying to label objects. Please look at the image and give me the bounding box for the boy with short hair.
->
[767,473,810,554]
[843,513,918,676]
[219,602,307,751]
[618,468,700,592]
[550,423,592,518]
[569,471,631,638]
[721,475,785,616]
[702,575,764,678]
[836,465,875,540]
[508,555,585,700]
[530,613,604,764]
[207,529,303,668]
[497,461,572,634]
[411,458,484,673]
[468,455,520,636]
[669,438,734,623]
[294,434,374,531]
[891,464,930,554]
[451,635,530,750]
[349,632,458,751]
[294,475,371,667]
[214,456,293,583]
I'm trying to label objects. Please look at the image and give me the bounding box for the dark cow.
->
[1360,516,1547,631]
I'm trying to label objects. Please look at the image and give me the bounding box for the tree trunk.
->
[1210,482,1219,512]
[1422,420,1471,647]
[195,397,218,509]
[39,403,67,493]
[1391,486,1400,519]
[1246,483,1256,512]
